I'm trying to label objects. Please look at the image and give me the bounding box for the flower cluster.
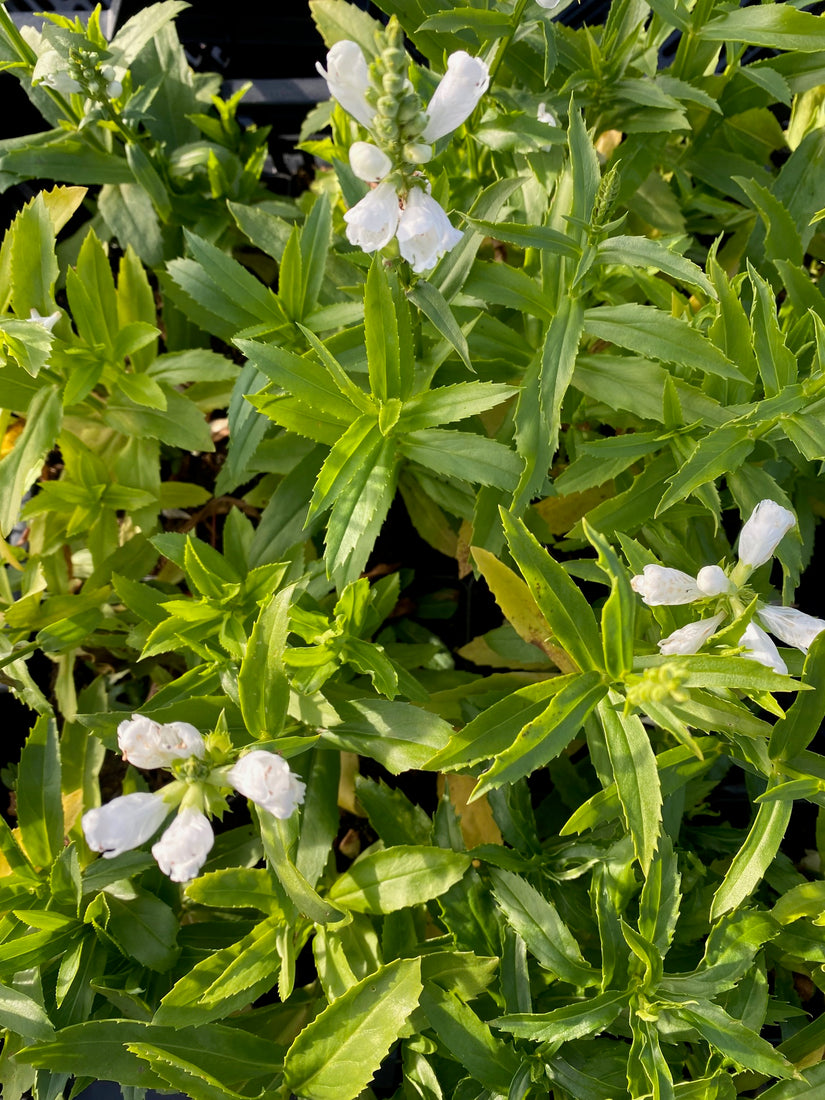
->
[317,22,489,272]
[631,499,825,675]
[82,715,306,882]
[33,43,122,103]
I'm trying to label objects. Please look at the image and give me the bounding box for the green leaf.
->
[398,382,516,433]
[284,958,422,1100]
[502,510,603,672]
[324,698,452,774]
[328,845,470,913]
[10,193,58,319]
[656,426,755,516]
[0,981,54,1040]
[598,698,661,875]
[125,143,172,222]
[495,989,627,1042]
[638,836,680,956]
[154,916,285,1028]
[710,780,792,921]
[596,235,715,298]
[238,585,292,740]
[583,304,745,381]
[407,280,473,372]
[16,714,61,869]
[310,415,383,519]
[700,5,825,51]
[514,294,584,510]
[585,522,635,678]
[472,670,607,797]
[769,634,825,760]
[749,264,797,397]
[490,868,599,987]
[420,982,521,1095]
[365,257,401,403]
[124,1044,250,1100]
[464,218,579,259]
[101,883,179,972]
[400,429,522,491]
[0,385,62,536]
[257,811,344,925]
[676,1000,795,1078]
[236,339,357,426]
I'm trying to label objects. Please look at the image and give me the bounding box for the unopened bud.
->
[403,142,432,164]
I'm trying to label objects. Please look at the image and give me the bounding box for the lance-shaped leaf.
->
[585,521,635,678]
[710,780,792,921]
[502,510,603,672]
[514,294,584,511]
[407,279,473,372]
[284,957,422,1100]
[699,4,825,50]
[420,982,521,1094]
[397,382,517,433]
[490,868,600,987]
[324,435,399,588]
[598,697,661,875]
[257,811,344,925]
[675,1001,795,1078]
[495,989,627,1042]
[638,836,680,956]
[400,429,522,491]
[583,304,745,382]
[0,981,54,1040]
[238,585,292,740]
[0,384,62,536]
[596,235,716,298]
[236,338,358,426]
[365,257,402,403]
[16,714,62,869]
[769,633,825,761]
[472,670,607,797]
[328,845,470,913]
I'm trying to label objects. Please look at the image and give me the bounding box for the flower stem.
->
[487,0,531,84]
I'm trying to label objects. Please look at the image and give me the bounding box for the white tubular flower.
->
[537,102,557,126]
[658,612,726,656]
[27,308,61,332]
[82,792,168,859]
[316,40,374,130]
[536,0,568,8]
[737,499,796,569]
[117,714,205,770]
[344,180,401,253]
[227,750,306,820]
[739,622,788,677]
[696,565,731,596]
[396,187,463,272]
[757,605,825,654]
[40,70,83,96]
[152,808,214,882]
[349,141,392,183]
[421,51,490,143]
[630,565,702,606]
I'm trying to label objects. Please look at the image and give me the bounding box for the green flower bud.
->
[377,94,397,117]
[397,93,422,123]
[383,72,405,94]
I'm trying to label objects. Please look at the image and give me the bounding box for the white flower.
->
[349,141,392,183]
[344,180,401,253]
[536,0,568,9]
[658,612,726,656]
[630,565,702,606]
[316,41,374,130]
[152,807,214,882]
[27,309,61,332]
[117,714,205,770]
[396,186,463,272]
[739,622,788,676]
[82,792,168,859]
[695,564,730,596]
[537,102,557,126]
[227,750,306,820]
[756,605,825,653]
[39,70,83,96]
[421,51,490,143]
[737,500,796,569]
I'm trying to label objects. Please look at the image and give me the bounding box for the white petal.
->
[152,808,214,882]
[658,612,726,656]
[82,792,168,859]
[228,750,306,820]
[27,308,60,332]
[396,187,463,273]
[349,141,392,183]
[316,41,374,130]
[757,605,825,653]
[537,102,557,126]
[630,565,702,606]
[421,51,490,143]
[737,499,796,569]
[696,565,731,596]
[536,0,567,8]
[344,180,400,253]
[117,714,205,770]
[739,622,788,676]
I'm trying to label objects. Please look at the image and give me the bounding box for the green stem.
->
[487,0,531,84]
